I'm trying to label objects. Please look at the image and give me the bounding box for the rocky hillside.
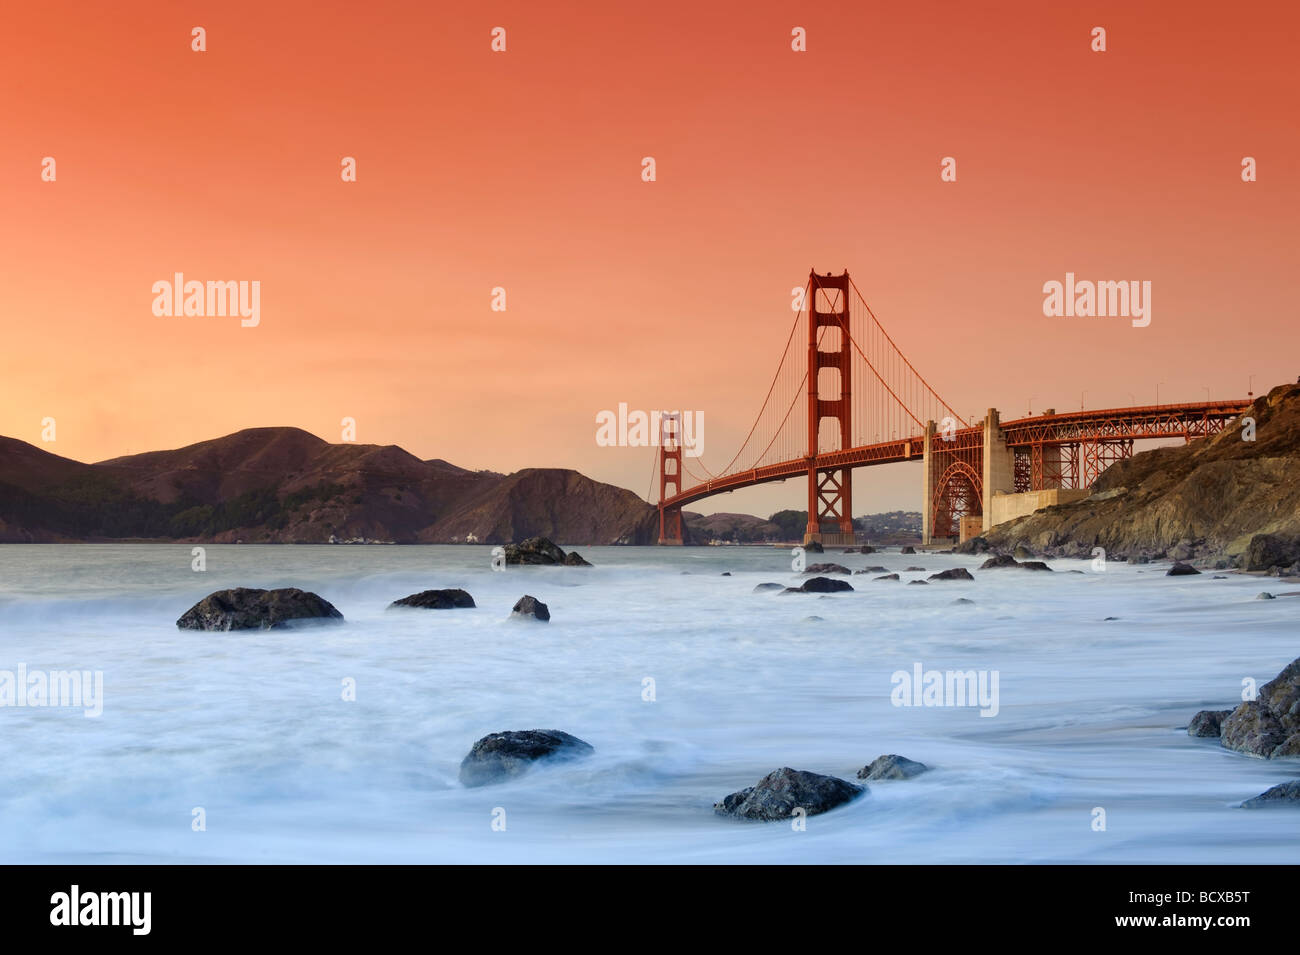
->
[0,428,661,545]
[983,381,1300,564]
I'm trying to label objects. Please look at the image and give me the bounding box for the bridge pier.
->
[981,408,1014,534]
[921,421,936,545]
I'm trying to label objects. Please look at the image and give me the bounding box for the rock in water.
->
[562,551,592,567]
[1167,562,1201,576]
[502,537,584,566]
[875,573,900,581]
[806,541,824,553]
[900,546,916,555]
[511,594,550,621]
[458,729,594,787]
[176,587,343,631]
[805,562,851,575]
[1187,709,1232,738]
[1219,656,1300,758]
[389,588,476,609]
[1241,779,1300,808]
[980,554,1020,569]
[714,767,863,821]
[928,568,974,581]
[785,576,854,594]
[753,582,785,592]
[856,754,929,780]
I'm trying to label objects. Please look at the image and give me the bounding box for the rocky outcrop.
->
[458,730,594,787]
[500,536,595,567]
[856,754,929,780]
[389,588,475,609]
[983,383,1300,564]
[928,568,974,581]
[805,562,851,575]
[784,576,854,594]
[1187,709,1232,738]
[176,587,344,630]
[714,767,864,821]
[1216,656,1300,758]
[511,595,550,621]
[1241,779,1300,808]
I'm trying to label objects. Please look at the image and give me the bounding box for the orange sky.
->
[2,1,1297,516]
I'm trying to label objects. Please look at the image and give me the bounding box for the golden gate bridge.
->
[654,269,1250,545]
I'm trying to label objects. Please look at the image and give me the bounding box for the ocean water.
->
[0,543,1295,864]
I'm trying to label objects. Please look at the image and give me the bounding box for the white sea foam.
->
[0,543,1294,863]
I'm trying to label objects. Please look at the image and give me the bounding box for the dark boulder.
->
[177,587,343,631]
[928,568,974,581]
[389,588,475,610]
[904,566,926,572]
[1167,562,1201,576]
[713,767,864,821]
[458,729,594,787]
[1241,779,1300,808]
[1187,709,1232,738]
[856,754,929,780]
[510,594,550,621]
[900,546,916,555]
[1243,533,1300,573]
[1020,561,1053,572]
[786,576,854,594]
[907,580,928,585]
[503,537,592,566]
[874,573,900,581]
[861,546,876,554]
[979,554,1019,569]
[805,562,852,575]
[1219,656,1300,758]
[753,582,785,592]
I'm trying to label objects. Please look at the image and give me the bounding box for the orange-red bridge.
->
[655,270,1251,545]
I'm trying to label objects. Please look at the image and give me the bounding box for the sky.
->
[2,1,1297,517]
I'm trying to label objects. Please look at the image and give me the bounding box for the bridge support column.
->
[981,408,1014,533]
[803,269,854,546]
[921,420,936,545]
[657,413,684,545]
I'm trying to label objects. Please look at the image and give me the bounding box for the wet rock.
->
[1020,561,1053,572]
[907,580,928,585]
[720,572,731,576]
[928,568,974,581]
[863,565,889,573]
[856,754,929,780]
[802,615,824,622]
[805,562,852,575]
[1167,562,1201,576]
[875,573,900,581]
[904,566,926,572]
[860,545,877,554]
[510,594,550,621]
[389,588,476,610]
[503,537,592,567]
[458,729,594,787]
[900,546,916,555]
[785,576,854,594]
[177,587,344,631]
[1187,709,1232,738]
[713,767,864,821]
[1243,533,1300,573]
[1257,592,1277,600]
[1219,656,1300,758]
[753,582,785,592]
[1103,616,1119,621]
[980,554,1020,569]
[1241,779,1300,808]
[952,597,975,605]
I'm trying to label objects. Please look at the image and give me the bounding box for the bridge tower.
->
[804,270,854,546]
[657,412,684,545]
